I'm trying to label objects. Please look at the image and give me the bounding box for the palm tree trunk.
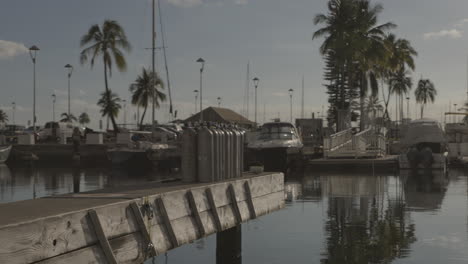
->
[420,104,424,119]
[104,63,119,133]
[139,105,148,130]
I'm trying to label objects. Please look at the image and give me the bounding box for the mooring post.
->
[216,225,242,264]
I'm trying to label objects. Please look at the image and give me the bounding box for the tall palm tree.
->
[129,68,166,130]
[60,113,77,123]
[0,110,8,123]
[389,68,413,121]
[97,90,121,130]
[80,20,131,133]
[415,79,436,118]
[79,112,91,126]
[385,34,418,122]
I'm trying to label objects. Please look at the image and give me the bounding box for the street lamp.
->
[217,97,222,107]
[11,102,15,125]
[29,45,39,134]
[193,89,199,114]
[288,89,294,123]
[196,58,205,122]
[253,77,259,124]
[51,94,56,122]
[64,64,73,117]
[454,104,458,123]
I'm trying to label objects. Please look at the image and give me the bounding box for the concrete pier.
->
[0,172,284,264]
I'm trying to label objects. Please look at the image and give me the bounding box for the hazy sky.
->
[2,0,468,128]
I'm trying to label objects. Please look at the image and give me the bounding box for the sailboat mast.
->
[301,75,304,119]
[158,0,173,119]
[152,0,156,132]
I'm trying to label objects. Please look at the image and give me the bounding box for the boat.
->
[0,145,12,163]
[398,119,448,171]
[107,132,154,167]
[246,121,303,172]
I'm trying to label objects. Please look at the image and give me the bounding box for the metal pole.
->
[33,59,36,133]
[11,102,15,125]
[68,74,71,117]
[406,97,410,121]
[200,68,203,122]
[152,0,156,134]
[123,100,127,129]
[254,84,257,124]
[289,93,293,123]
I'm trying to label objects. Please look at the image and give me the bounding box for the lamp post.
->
[11,102,15,125]
[217,97,222,107]
[406,97,410,121]
[64,64,73,118]
[253,77,259,124]
[52,94,56,122]
[288,89,294,123]
[193,89,199,114]
[29,45,39,134]
[196,58,205,122]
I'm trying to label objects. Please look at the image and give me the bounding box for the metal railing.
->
[324,128,386,158]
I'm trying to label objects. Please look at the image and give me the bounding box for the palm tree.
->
[0,110,8,123]
[129,68,166,130]
[60,113,77,122]
[389,68,413,121]
[97,90,121,130]
[415,79,437,118]
[79,112,91,126]
[80,20,131,133]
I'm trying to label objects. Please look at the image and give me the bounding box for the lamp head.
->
[29,45,39,51]
[196,58,205,71]
[288,88,294,96]
[253,77,259,87]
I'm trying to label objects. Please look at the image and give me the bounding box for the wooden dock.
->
[308,155,398,170]
[0,172,284,264]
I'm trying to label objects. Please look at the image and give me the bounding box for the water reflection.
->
[401,170,448,212]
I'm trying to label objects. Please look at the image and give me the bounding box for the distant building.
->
[184,107,255,128]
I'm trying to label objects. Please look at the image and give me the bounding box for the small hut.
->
[184,107,254,128]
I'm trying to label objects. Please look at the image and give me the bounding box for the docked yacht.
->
[0,145,11,163]
[246,121,303,172]
[399,119,448,171]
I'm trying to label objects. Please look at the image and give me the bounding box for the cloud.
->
[423,29,462,40]
[272,92,287,97]
[454,18,468,27]
[165,0,247,7]
[0,40,28,60]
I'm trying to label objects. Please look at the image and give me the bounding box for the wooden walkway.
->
[0,172,284,264]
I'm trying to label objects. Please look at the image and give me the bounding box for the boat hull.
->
[0,145,12,163]
[245,147,302,173]
[106,149,151,168]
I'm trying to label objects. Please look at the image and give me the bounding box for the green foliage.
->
[415,79,437,118]
[60,113,77,122]
[79,112,91,125]
[313,0,417,129]
[129,68,167,129]
[97,90,122,120]
[0,110,8,123]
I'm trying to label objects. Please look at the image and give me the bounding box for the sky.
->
[2,0,468,129]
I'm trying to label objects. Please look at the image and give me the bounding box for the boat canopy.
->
[401,118,446,147]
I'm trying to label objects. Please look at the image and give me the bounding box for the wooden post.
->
[186,190,206,236]
[243,182,256,219]
[129,202,158,257]
[216,225,242,264]
[156,197,179,248]
[228,184,242,224]
[206,187,223,232]
[87,209,117,264]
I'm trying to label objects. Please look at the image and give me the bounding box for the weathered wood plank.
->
[244,181,257,219]
[88,209,117,264]
[129,202,158,257]
[228,184,243,224]
[205,187,222,231]
[155,197,179,248]
[186,190,206,237]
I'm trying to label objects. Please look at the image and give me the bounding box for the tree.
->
[389,68,413,121]
[313,0,397,130]
[97,90,121,130]
[80,20,131,133]
[60,113,77,122]
[415,79,436,118]
[129,68,166,130]
[79,112,91,126]
[0,109,8,123]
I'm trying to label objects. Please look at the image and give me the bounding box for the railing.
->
[324,128,386,158]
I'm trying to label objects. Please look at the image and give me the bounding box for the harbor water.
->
[1,165,468,263]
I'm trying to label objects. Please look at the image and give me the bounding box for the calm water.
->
[1,165,468,264]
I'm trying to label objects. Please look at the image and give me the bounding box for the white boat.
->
[0,145,12,163]
[246,121,303,172]
[398,119,448,171]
